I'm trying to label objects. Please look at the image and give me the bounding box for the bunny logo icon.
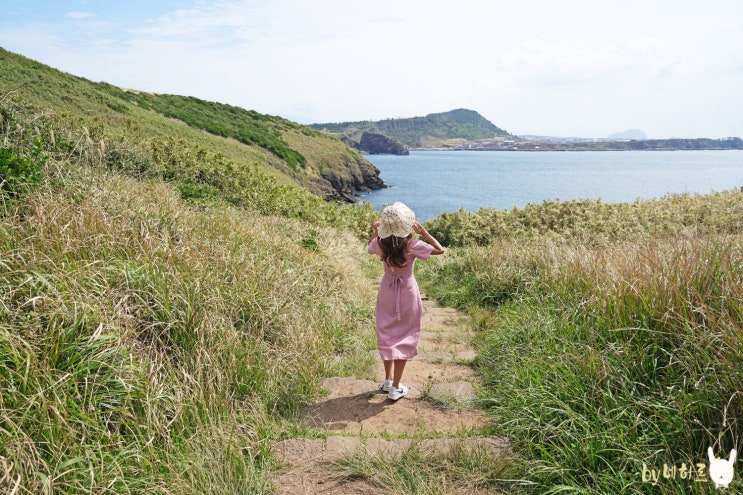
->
[708,446,736,489]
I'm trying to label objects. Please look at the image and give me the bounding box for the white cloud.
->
[493,37,672,86]
[1,0,742,138]
[67,11,94,19]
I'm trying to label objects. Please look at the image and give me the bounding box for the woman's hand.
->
[413,222,445,255]
[369,220,380,244]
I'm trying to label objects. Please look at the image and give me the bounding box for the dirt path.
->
[269,297,509,494]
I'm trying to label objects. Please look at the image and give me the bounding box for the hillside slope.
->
[1,47,384,494]
[0,47,384,201]
[313,108,513,148]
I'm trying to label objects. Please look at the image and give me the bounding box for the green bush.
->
[0,143,45,196]
[425,193,743,247]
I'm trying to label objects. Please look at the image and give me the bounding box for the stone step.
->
[303,377,486,435]
[273,435,510,466]
[419,333,476,355]
[416,349,478,363]
[320,375,478,402]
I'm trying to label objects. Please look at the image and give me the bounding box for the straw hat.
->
[378,202,416,239]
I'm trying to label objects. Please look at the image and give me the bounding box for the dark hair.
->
[379,235,411,268]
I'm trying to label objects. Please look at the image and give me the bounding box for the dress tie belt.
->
[388,276,407,321]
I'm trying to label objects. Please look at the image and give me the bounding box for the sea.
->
[359,150,743,222]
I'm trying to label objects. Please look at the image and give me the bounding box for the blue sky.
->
[1,0,742,139]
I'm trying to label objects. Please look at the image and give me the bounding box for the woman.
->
[368,202,445,400]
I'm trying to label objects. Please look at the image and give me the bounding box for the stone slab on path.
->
[270,436,511,495]
[302,377,486,435]
[273,436,511,466]
[419,330,477,355]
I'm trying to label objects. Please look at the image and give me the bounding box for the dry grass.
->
[421,229,743,493]
[1,142,377,494]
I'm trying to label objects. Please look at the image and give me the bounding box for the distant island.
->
[608,129,647,140]
[313,109,743,153]
[312,108,514,153]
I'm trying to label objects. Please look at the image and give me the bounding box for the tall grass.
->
[1,98,377,493]
[426,194,743,247]
[420,232,743,493]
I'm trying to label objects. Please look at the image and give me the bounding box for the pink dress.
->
[368,237,435,360]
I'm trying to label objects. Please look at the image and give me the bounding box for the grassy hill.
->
[0,47,384,203]
[313,108,514,148]
[1,48,384,494]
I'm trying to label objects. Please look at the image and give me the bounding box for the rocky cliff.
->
[358,132,409,155]
[312,156,387,201]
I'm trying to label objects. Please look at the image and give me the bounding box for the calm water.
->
[360,150,743,222]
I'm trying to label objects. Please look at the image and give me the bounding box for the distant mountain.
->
[312,109,513,148]
[608,129,647,140]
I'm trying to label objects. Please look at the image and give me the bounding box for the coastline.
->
[408,137,743,152]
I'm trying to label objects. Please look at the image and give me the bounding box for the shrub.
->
[425,193,743,247]
[0,142,45,196]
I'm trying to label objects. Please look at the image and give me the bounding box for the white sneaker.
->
[388,384,408,401]
[381,379,393,392]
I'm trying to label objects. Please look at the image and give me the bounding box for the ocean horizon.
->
[360,150,743,222]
